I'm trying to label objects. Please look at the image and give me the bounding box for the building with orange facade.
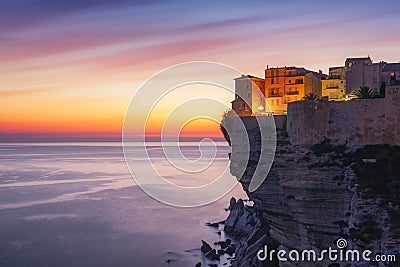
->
[264,66,323,114]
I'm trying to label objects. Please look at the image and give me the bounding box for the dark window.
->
[295,78,303,84]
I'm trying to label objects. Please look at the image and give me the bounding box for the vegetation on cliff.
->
[353,85,377,99]
[349,144,400,205]
[220,110,234,146]
[310,139,400,244]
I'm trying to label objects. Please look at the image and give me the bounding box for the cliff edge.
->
[222,115,400,267]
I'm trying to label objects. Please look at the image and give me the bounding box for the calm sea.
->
[0,142,247,267]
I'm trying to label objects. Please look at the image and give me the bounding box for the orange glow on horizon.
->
[143,117,223,139]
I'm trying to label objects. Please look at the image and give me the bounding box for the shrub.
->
[350,215,383,244]
[311,138,334,156]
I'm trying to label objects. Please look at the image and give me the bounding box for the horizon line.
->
[0,133,226,143]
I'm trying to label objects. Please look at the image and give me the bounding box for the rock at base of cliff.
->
[224,197,256,235]
[200,240,213,254]
[205,249,220,261]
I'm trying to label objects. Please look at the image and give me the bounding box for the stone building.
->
[231,56,399,116]
[232,75,265,116]
[381,63,400,86]
[345,56,385,94]
[321,66,346,100]
[264,66,323,114]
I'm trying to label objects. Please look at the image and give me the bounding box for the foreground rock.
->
[224,197,256,236]
[200,240,212,254]
[215,239,231,249]
[205,249,220,261]
[222,198,279,266]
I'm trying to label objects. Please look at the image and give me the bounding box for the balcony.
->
[268,92,283,97]
[326,86,339,89]
[286,91,299,95]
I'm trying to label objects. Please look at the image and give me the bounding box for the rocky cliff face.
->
[223,116,400,267]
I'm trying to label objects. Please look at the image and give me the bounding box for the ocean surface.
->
[0,142,247,267]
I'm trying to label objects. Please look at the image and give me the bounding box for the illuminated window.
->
[390,72,396,81]
[348,62,353,67]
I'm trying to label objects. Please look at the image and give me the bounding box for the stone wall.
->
[287,85,400,146]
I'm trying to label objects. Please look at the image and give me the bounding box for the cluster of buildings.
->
[232,56,400,115]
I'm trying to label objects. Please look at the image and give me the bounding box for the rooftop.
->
[329,66,345,71]
[382,63,400,72]
[345,56,371,62]
[235,74,263,80]
[266,66,305,71]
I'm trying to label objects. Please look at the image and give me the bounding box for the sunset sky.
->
[1,0,399,141]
